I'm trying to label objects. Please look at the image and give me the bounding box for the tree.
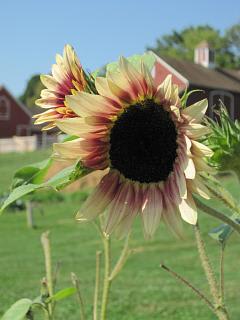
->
[19,74,43,108]
[147,25,240,69]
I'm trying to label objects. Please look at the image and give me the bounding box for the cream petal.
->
[178,193,197,225]
[187,175,210,200]
[40,75,59,91]
[193,157,215,174]
[155,75,172,100]
[182,99,208,123]
[141,185,162,238]
[53,139,86,160]
[184,158,196,179]
[95,77,122,106]
[191,140,214,157]
[76,170,120,220]
[184,124,211,139]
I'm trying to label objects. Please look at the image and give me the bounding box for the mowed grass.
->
[0,150,240,319]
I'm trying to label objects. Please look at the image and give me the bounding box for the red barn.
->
[0,85,33,138]
[152,41,240,120]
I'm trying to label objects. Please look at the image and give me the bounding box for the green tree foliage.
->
[19,74,43,108]
[147,24,240,68]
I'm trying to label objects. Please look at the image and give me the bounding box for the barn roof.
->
[159,56,240,93]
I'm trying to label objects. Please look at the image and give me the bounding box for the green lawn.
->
[0,150,239,319]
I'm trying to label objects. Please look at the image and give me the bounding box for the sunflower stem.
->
[41,231,54,317]
[160,263,215,312]
[194,224,230,320]
[219,244,226,305]
[93,251,102,320]
[194,196,240,234]
[71,273,86,320]
[100,234,111,320]
[109,233,131,281]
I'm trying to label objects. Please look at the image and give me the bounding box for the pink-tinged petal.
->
[162,198,183,238]
[95,77,123,106]
[140,60,155,97]
[66,92,119,118]
[82,153,109,170]
[182,99,208,123]
[55,117,108,136]
[105,180,135,235]
[114,182,141,239]
[191,140,214,157]
[119,56,146,98]
[178,193,197,225]
[76,170,120,220]
[85,115,113,126]
[141,185,162,238]
[107,77,133,103]
[175,167,187,199]
[187,175,210,200]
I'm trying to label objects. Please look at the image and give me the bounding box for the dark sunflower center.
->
[109,99,178,183]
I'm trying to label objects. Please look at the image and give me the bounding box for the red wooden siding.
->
[0,87,31,138]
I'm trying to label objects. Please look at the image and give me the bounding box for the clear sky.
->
[0,0,240,97]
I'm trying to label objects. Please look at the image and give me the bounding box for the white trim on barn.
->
[149,52,189,86]
[0,95,11,120]
[0,85,32,118]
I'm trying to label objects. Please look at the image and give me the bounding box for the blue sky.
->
[0,0,239,96]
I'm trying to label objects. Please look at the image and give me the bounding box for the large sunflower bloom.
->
[33,45,86,130]
[53,57,213,238]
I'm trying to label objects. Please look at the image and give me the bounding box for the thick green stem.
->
[194,196,240,234]
[93,251,102,320]
[194,224,230,320]
[41,231,53,317]
[109,233,131,281]
[100,235,111,320]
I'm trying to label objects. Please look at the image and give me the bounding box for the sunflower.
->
[53,57,213,238]
[33,45,86,130]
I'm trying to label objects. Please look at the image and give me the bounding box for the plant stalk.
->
[71,273,86,320]
[160,263,215,312]
[194,224,229,320]
[93,251,102,320]
[100,234,111,320]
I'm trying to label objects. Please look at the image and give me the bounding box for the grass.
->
[0,150,240,319]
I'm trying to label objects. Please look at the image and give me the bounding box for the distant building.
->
[0,85,36,138]
[0,86,57,152]
[152,41,240,119]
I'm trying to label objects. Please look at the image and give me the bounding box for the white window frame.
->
[0,96,10,120]
[209,90,234,119]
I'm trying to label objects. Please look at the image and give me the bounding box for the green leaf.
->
[1,298,32,320]
[11,159,52,189]
[106,51,157,74]
[0,184,41,212]
[47,287,76,303]
[209,216,240,244]
[0,161,91,213]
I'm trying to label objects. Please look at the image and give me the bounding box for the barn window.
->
[0,96,10,120]
[209,90,234,119]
